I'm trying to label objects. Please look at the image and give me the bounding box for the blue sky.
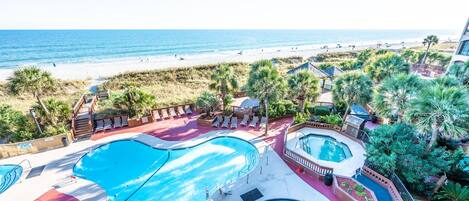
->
[0,0,468,29]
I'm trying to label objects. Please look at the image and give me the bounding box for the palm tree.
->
[247,60,286,136]
[446,61,469,85]
[406,85,469,152]
[287,70,320,113]
[8,67,56,125]
[373,74,421,122]
[364,52,410,83]
[421,35,439,65]
[209,64,238,111]
[332,71,373,120]
[434,182,469,201]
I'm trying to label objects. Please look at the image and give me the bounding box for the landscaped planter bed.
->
[334,176,376,201]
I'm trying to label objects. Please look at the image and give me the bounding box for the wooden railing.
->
[71,94,86,136]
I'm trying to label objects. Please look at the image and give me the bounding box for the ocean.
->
[0,30,458,69]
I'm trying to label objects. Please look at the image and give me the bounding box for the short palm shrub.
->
[32,98,72,126]
[0,104,35,142]
[433,182,469,201]
[308,105,332,116]
[112,84,156,118]
[195,91,220,118]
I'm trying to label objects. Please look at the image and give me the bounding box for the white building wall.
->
[451,18,469,65]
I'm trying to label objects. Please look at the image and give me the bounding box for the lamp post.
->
[29,109,43,134]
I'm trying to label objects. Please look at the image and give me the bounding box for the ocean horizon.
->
[0,29,459,69]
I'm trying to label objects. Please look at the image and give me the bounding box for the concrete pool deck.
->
[0,116,341,201]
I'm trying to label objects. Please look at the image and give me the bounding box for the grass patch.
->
[0,80,89,114]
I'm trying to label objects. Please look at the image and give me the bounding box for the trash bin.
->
[324,173,333,186]
[61,137,69,147]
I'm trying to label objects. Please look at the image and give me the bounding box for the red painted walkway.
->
[35,189,79,201]
[40,114,340,201]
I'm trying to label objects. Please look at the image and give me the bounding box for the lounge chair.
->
[259,116,267,129]
[184,105,193,115]
[240,114,249,126]
[103,119,112,130]
[230,116,238,129]
[249,116,259,128]
[177,106,185,116]
[153,110,161,121]
[161,109,169,119]
[122,116,129,127]
[212,115,222,128]
[95,120,104,132]
[113,116,122,128]
[169,107,177,117]
[221,116,231,128]
[141,117,149,124]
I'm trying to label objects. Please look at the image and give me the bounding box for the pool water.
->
[300,134,352,162]
[354,174,392,201]
[73,137,259,201]
[0,165,23,194]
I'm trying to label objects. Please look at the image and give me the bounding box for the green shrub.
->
[0,104,36,142]
[263,100,298,119]
[319,114,342,126]
[294,112,310,124]
[195,91,220,117]
[309,106,331,116]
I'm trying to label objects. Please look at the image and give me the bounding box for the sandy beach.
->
[0,41,422,81]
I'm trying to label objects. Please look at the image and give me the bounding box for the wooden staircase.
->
[72,94,98,140]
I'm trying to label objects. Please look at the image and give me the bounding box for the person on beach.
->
[52,62,56,67]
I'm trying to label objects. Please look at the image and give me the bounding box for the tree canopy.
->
[209,64,238,111]
[287,70,320,113]
[364,52,410,83]
[332,71,373,119]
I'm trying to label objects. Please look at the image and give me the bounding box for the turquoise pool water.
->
[0,164,23,194]
[300,134,352,162]
[73,137,259,201]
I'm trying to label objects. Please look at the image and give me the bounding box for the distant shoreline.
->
[0,40,431,81]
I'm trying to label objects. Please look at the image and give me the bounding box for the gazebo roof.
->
[287,62,329,78]
[323,66,343,77]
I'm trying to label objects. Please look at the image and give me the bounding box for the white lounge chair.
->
[113,117,122,128]
[249,116,259,128]
[161,109,169,119]
[177,106,185,116]
[212,115,222,128]
[240,114,249,126]
[104,119,112,130]
[153,110,161,121]
[184,105,193,115]
[259,116,267,129]
[221,116,230,128]
[169,107,177,117]
[122,116,129,127]
[95,120,104,132]
[230,117,238,129]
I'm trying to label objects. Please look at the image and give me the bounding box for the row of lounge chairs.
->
[212,114,267,129]
[95,116,129,132]
[153,105,193,120]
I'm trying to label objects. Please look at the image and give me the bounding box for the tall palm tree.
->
[8,67,56,125]
[421,35,439,65]
[406,85,469,152]
[373,73,421,122]
[209,64,238,111]
[364,52,410,83]
[287,70,320,113]
[332,71,373,120]
[446,61,469,85]
[247,60,286,136]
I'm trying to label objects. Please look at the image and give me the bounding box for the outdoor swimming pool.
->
[73,137,259,201]
[0,164,23,194]
[300,134,352,162]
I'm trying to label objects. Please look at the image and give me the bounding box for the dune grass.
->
[99,58,303,111]
[0,80,89,114]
